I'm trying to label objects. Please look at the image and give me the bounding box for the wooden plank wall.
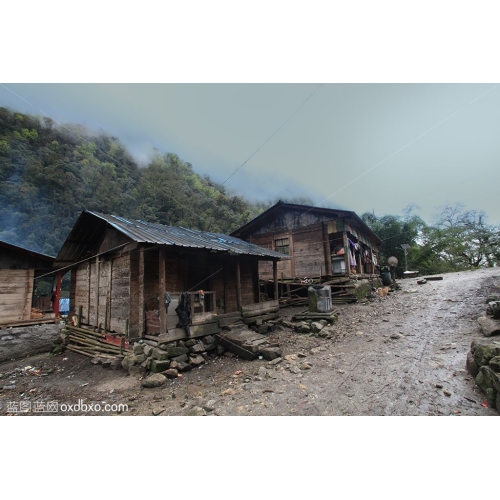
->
[74,262,90,324]
[109,255,130,334]
[293,223,326,277]
[129,251,140,337]
[0,269,34,323]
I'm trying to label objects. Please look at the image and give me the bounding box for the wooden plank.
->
[236,259,242,312]
[243,311,280,324]
[159,247,166,334]
[241,300,279,313]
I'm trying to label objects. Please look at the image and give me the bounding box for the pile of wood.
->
[30,307,44,319]
[241,300,279,325]
[277,277,359,306]
[63,324,129,358]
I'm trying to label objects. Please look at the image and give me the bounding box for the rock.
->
[390,333,403,339]
[310,322,324,333]
[143,345,153,357]
[152,407,165,416]
[489,356,500,371]
[164,345,190,358]
[91,357,102,365]
[162,369,179,378]
[171,354,188,363]
[257,366,268,377]
[268,357,282,365]
[190,343,206,353]
[184,406,207,416]
[141,373,167,388]
[133,343,143,355]
[260,347,282,361]
[203,335,215,345]
[189,354,205,366]
[203,400,216,412]
[466,351,479,377]
[175,361,192,372]
[473,343,500,367]
[151,348,170,361]
[121,355,135,372]
[475,366,500,404]
[443,390,451,397]
[150,359,171,373]
[477,316,500,337]
[110,358,123,370]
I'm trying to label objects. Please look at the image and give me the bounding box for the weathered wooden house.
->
[53,211,288,343]
[0,240,55,326]
[231,201,382,284]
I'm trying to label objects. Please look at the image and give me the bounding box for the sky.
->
[2,82,499,226]
[2,2,500,228]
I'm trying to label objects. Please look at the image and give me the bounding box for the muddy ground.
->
[1,267,499,416]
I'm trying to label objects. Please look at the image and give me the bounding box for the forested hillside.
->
[0,107,259,256]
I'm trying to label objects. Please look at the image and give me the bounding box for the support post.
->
[77,305,82,327]
[138,248,145,337]
[94,257,100,326]
[273,260,278,300]
[343,231,349,275]
[236,259,242,312]
[54,272,62,318]
[322,222,332,276]
[159,247,167,334]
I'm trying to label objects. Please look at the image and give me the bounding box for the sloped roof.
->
[0,239,55,262]
[231,200,382,245]
[55,211,289,266]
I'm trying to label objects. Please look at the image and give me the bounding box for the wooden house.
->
[53,211,288,343]
[231,201,382,284]
[0,240,55,326]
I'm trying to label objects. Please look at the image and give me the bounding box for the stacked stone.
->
[288,319,335,338]
[122,335,222,377]
[466,339,500,412]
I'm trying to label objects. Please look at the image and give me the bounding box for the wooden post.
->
[54,272,62,318]
[138,248,145,337]
[322,222,332,276]
[273,260,278,300]
[236,259,242,312]
[159,247,167,334]
[94,257,100,326]
[343,231,349,275]
[77,305,82,327]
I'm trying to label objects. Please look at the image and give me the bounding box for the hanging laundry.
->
[175,292,192,335]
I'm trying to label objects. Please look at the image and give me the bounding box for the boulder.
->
[477,316,500,337]
[150,359,171,373]
[260,347,282,361]
[141,373,167,388]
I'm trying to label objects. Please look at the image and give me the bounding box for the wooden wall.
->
[293,223,326,277]
[71,246,262,336]
[0,269,34,324]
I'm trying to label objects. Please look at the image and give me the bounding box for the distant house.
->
[53,211,288,342]
[231,201,382,282]
[0,240,55,326]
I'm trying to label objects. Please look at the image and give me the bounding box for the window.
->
[274,237,290,255]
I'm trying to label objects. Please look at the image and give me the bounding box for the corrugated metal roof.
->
[88,211,289,259]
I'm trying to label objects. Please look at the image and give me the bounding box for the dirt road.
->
[1,267,499,416]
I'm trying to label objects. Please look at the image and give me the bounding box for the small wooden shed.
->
[53,211,288,343]
[0,240,55,326]
[231,201,382,281]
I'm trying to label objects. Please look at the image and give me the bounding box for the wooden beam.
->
[159,247,167,334]
[94,257,100,325]
[343,230,349,274]
[322,222,332,276]
[273,260,278,300]
[236,259,242,312]
[53,271,62,318]
[138,248,145,338]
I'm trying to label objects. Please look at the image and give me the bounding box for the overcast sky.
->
[2,82,499,226]
[3,2,500,228]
